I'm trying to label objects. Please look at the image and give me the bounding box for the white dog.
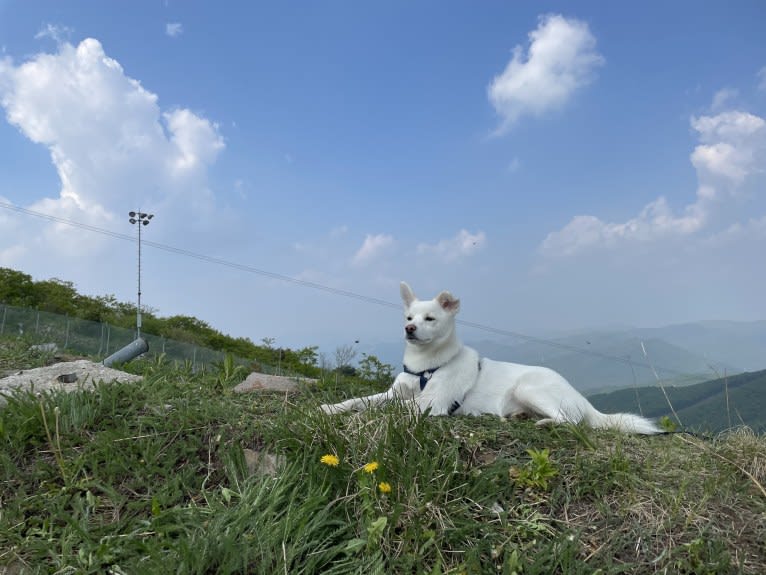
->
[321,282,662,435]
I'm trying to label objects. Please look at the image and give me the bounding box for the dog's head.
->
[399,282,460,346]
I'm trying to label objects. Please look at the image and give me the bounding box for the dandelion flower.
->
[363,461,379,474]
[378,481,392,494]
[320,454,340,467]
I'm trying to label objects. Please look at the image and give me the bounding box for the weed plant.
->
[1,339,764,573]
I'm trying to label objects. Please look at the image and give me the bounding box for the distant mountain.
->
[587,369,766,434]
[470,335,738,393]
[629,320,766,371]
[366,320,765,392]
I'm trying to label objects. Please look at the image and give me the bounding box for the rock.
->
[233,372,314,394]
[30,342,58,354]
[0,359,142,406]
[243,448,284,477]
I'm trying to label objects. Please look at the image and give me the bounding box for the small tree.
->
[357,353,395,385]
[334,344,357,371]
[296,346,319,368]
[334,344,358,384]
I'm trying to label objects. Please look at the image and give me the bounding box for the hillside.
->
[0,267,325,377]
[588,369,766,434]
[1,339,765,573]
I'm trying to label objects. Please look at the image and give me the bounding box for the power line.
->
[0,201,400,309]
[0,200,691,375]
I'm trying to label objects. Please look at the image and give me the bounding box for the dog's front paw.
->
[416,398,461,417]
[320,403,342,415]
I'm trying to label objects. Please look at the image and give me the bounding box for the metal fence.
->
[0,303,249,371]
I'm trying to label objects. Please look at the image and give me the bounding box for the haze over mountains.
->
[367,320,766,393]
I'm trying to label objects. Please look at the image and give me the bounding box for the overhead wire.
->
[1,200,691,375]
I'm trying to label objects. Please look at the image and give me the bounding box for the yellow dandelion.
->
[363,461,379,474]
[378,481,392,494]
[320,454,340,467]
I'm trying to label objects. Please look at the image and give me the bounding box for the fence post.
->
[35,310,40,335]
[0,304,5,335]
[65,318,70,349]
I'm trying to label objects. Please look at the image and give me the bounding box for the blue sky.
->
[1,1,765,356]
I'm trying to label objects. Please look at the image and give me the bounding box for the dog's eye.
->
[425,316,435,322]
[406,316,413,321]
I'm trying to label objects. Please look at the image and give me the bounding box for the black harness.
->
[403,364,439,392]
[403,360,481,416]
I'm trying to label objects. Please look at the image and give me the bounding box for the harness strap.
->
[403,364,438,391]
[403,360,480,415]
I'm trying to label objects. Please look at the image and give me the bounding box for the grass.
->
[1,339,765,574]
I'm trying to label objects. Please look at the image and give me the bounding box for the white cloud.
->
[758,66,766,92]
[705,214,766,246]
[711,88,737,111]
[417,229,486,262]
[488,14,604,132]
[165,108,224,173]
[690,111,765,186]
[540,107,766,258]
[540,198,706,257]
[352,233,394,266]
[0,38,225,263]
[34,24,73,44]
[330,225,348,238]
[165,22,183,38]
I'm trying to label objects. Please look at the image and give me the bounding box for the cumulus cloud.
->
[540,107,766,258]
[417,229,486,262]
[352,233,394,266]
[488,14,604,132]
[0,37,224,262]
[690,111,765,185]
[165,22,183,38]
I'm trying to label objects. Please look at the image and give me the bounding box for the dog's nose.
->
[405,324,416,334]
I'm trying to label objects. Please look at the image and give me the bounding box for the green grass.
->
[1,340,765,574]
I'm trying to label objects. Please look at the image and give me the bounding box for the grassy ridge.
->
[588,369,766,434]
[1,343,765,573]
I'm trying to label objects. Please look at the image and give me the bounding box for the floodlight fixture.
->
[128,210,154,338]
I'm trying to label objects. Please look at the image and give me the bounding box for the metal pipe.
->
[103,337,148,367]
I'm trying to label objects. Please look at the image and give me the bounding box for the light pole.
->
[129,211,154,338]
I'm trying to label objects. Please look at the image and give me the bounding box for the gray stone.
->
[243,448,284,477]
[0,359,142,406]
[233,372,315,394]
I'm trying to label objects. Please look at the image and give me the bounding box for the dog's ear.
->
[400,282,417,307]
[436,291,460,314]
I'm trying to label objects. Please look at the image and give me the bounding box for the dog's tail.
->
[586,410,662,435]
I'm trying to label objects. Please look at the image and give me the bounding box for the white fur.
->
[321,282,662,435]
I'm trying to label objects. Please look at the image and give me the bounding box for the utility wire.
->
[0,201,399,309]
[1,200,692,376]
